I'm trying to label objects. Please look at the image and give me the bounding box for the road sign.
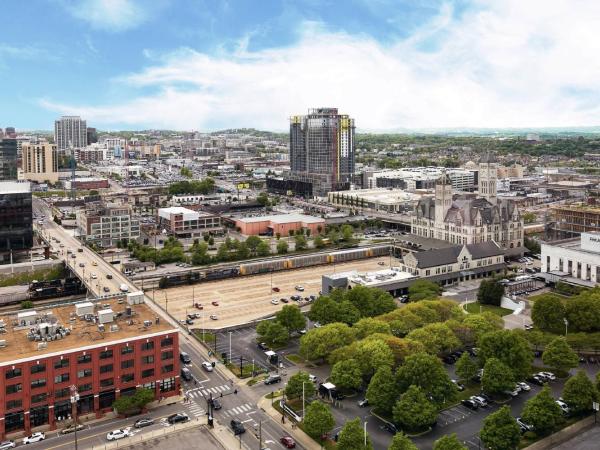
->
[593,402,599,411]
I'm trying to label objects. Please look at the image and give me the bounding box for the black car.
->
[167,413,189,424]
[106,274,113,279]
[185,318,194,325]
[230,419,246,435]
[442,355,456,365]
[180,352,191,364]
[462,399,479,410]
[134,418,154,428]
[264,374,282,385]
[478,393,493,403]
[212,398,222,410]
[257,342,269,351]
[528,375,545,386]
[382,422,398,434]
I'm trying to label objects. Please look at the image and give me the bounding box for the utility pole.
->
[258,420,262,450]
[70,385,80,450]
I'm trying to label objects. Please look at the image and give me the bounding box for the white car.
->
[210,314,218,320]
[107,429,131,441]
[539,371,556,381]
[556,400,570,414]
[295,285,304,291]
[23,433,45,445]
[270,299,279,305]
[517,382,531,391]
[202,361,213,372]
[0,441,16,450]
[91,273,97,279]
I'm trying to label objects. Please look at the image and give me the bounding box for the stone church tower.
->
[478,151,498,203]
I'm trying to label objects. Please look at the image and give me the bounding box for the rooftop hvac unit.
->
[143,320,152,327]
[37,342,47,351]
[110,324,119,332]
[0,340,6,348]
[98,309,114,324]
[75,302,94,317]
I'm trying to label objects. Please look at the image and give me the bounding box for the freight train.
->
[157,245,390,288]
[29,277,86,299]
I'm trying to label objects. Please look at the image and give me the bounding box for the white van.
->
[119,284,129,293]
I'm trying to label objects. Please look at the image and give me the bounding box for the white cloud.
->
[43,0,600,130]
[60,0,154,32]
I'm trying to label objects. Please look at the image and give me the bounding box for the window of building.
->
[54,373,69,383]
[77,369,92,379]
[122,373,134,383]
[31,378,46,389]
[141,341,154,351]
[54,359,69,369]
[161,337,173,347]
[100,364,113,374]
[121,345,134,355]
[121,359,134,369]
[54,400,71,420]
[141,368,154,378]
[6,399,22,410]
[5,411,24,433]
[100,350,113,359]
[77,354,92,364]
[100,378,114,388]
[142,381,156,390]
[31,393,47,404]
[30,363,46,374]
[78,384,92,393]
[30,405,49,427]
[160,377,176,392]
[161,364,174,374]
[141,355,154,364]
[161,350,173,361]
[5,367,22,379]
[55,388,70,398]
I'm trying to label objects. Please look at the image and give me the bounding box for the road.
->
[30,197,300,450]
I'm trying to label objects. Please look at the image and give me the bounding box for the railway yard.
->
[152,255,402,329]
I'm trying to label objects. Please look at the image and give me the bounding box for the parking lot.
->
[152,256,401,328]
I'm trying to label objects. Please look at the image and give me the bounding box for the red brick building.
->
[0,300,180,439]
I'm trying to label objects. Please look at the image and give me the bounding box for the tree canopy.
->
[480,405,521,450]
[481,358,515,396]
[432,434,467,450]
[337,418,374,450]
[531,294,566,333]
[366,365,398,415]
[393,385,438,431]
[477,279,505,306]
[299,323,355,361]
[396,352,456,405]
[303,401,335,441]
[562,370,598,415]
[408,279,442,301]
[275,305,306,336]
[521,386,564,436]
[542,337,579,376]
[478,330,533,380]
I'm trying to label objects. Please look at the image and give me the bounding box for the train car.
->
[204,267,239,281]
[29,279,62,291]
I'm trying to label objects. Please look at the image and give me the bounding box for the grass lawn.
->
[527,292,569,303]
[463,302,512,316]
[193,330,216,344]
[286,354,304,364]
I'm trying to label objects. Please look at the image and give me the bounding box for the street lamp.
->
[363,420,368,447]
[302,381,311,421]
[228,331,233,364]
[564,318,569,336]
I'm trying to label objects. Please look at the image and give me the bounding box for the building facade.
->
[21,141,59,184]
[0,181,33,261]
[54,116,87,150]
[0,301,179,439]
[363,168,475,192]
[411,157,524,253]
[77,202,140,247]
[234,213,325,236]
[157,207,222,238]
[327,188,420,214]
[0,138,18,181]
[551,203,600,237]
[541,232,600,285]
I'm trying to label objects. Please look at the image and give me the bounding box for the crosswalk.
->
[186,384,232,399]
[224,403,254,417]
[188,402,207,418]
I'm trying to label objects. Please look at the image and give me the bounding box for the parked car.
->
[539,371,556,381]
[272,287,280,292]
[210,314,218,320]
[106,429,131,441]
[470,395,488,407]
[167,413,189,424]
[382,422,398,434]
[180,352,191,364]
[528,375,545,386]
[358,398,369,407]
[517,382,531,391]
[291,295,301,301]
[23,433,45,445]
[61,423,84,434]
[181,367,193,381]
[202,361,214,372]
[211,301,219,306]
[0,441,15,450]
[212,398,222,410]
[516,417,533,433]
[461,399,479,410]
[258,342,270,351]
[185,318,194,325]
[556,400,570,415]
[106,274,113,279]
[270,299,279,305]
[230,419,246,435]
[280,436,296,448]
[134,418,155,428]
[264,374,282,385]
[295,285,304,291]
[451,379,465,391]
[309,374,317,383]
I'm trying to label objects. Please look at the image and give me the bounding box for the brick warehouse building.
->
[0,298,180,439]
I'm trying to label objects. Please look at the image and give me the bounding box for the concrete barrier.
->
[523,415,595,450]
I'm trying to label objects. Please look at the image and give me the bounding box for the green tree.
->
[523,212,536,224]
[478,330,533,380]
[256,240,271,257]
[208,236,214,246]
[327,229,340,244]
[521,386,563,436]
[542,337,579,377]
[396,352,456,405]
[256,192,269,206]
[408,279,441,301]
[352,338,395,379]
[562,370,598,415]
[275,305,306,336]
[366,365,398,415]
[477,279,505,306]
[480,406,520,450]
[256,321,289,347]
[302,401,335,442]
[531,294,566,333]
[294,234,307,251]
[330,359,363,391]
[314,235,325,249]
[460,313,504,346]
[455,353,479,383]
[345,285,396,317]
[21,300,34,309]
[564,292,600,332]
[308,296,340,325]
[406,323,461,356]
[337,418,374,450]
[482,358,514,396]
[285,371,313,399]
[245,235,262,254]
[337,300,362,325]
[299,323,355,362]
[353,317,392,339]
[393,385,437,431]
[432,434,467,450]
[341,224,354,242]
[276,240,288,254]
[388,433,418,450]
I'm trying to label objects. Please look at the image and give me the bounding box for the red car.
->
[211,301,219,306]
[194,303,203,310]
[280,436,296,448]
[272,287,280,292]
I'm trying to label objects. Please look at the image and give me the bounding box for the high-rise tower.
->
[478,151,498,203]
[54,116,87,150]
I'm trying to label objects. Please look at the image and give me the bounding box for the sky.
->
[2,0,600,132]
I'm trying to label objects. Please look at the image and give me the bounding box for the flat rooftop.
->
[0,181,31,194]
[348,268,416,286]
[236,213,325,224]
[0,298,175,366]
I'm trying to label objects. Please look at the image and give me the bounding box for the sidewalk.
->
[257,396,320,450]
[211,418,250,450]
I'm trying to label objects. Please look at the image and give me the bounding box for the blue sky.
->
[1,0,600,131]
